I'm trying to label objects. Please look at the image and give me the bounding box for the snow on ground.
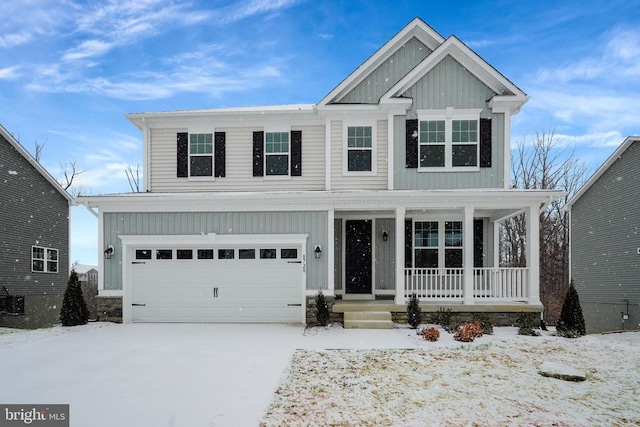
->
[1,323,639,427]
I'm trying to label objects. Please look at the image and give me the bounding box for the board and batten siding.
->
[571,140,640,333]
[148,125,325,192]
[102,211,328,292]
[0,135,69,297]
[375,218,395,291]
[330,120,388,190]
[337,37,432,104]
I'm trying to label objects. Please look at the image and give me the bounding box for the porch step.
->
[343,311,394,329]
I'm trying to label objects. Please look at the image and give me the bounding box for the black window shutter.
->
[177,132,188,178]
[405,119,418,168]
[479,118,492,168]
[404,218,413,268]
[253,131,264,177]
[291,130,302,177]
[473,219,484,268]
[214,132,226,178]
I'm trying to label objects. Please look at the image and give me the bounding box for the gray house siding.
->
[103,211,328,292]
[375,218,395,291]
[337,37,431,104]
[0,134,69,328]
[571,140,640,333]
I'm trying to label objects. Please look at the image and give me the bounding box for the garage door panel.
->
[130,245,304,323]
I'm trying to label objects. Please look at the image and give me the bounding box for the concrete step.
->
[332,302,400,313]
[344,311,392,321]
[344,319,394,329]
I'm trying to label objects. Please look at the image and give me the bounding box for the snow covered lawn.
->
[1,323,638,427]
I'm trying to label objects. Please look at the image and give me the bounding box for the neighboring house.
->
[0,124,75,328]
[566,136,640,333]
[78,18,562,326]
[72,263,99,318]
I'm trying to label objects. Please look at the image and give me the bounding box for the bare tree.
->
[501,129,588,323]
[125,163,142,192]
[34,140,47,162]
[59,160,86,198]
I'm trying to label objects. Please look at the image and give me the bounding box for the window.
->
[414,220,463,269]
[265,132,289,176]
[32,246,58,273]
[346,126,373,172]
[418,109,481,169]
[156,250,173,260]
[239,249,256,259]
[260,249,277,259]
[218,249,235,259]
[197,249,214,260]
[176,249,193,260]
[189,133,213,177]
[281,248,298,259]
[136,249,152,260]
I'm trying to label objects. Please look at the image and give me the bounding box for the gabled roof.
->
[318,17,445,107]
[0,124,75,204]
[380,35,528,112]
[565,136,640,209]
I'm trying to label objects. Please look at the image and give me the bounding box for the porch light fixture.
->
[382,230,389,242]
[314,245,322,259]
[104,245,115,260]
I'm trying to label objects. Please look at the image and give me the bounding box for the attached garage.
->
[119,234,308,323]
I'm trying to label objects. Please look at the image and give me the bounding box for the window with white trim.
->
[265,132,289,176]
[418,108,481,170]
[414,220,463,269]
[347,126,373,172]
[189,133,213,177]
[32,246,58,273]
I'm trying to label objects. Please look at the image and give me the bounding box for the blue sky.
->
[1,0,638,266]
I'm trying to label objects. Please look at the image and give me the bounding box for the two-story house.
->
[78,18,562,326]
[1,124,75,329]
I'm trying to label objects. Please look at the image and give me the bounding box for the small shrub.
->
[315,291,330,326]
[453,321,483,342]
[517,312,540,336]
[472,312,494,335]
[406,293,422,329]
[556,280,586,338]
[432,307,455,332]
[60,270,89,327]
[423,327,440,342]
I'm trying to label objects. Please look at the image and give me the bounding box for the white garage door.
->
[129,245,304,323]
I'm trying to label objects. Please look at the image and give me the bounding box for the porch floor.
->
[332,300,543,314]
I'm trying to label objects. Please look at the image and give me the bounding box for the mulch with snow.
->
[261,327,640,426]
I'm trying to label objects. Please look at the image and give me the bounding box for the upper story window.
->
[32,246,58,273]
[190,133,213,176]
[265,132,289,176]
[343,122,376,175]
[417,108,482,170]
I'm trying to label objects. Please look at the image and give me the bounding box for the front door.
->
[345,220,372,295]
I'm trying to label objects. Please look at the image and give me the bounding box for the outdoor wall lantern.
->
[314,245,322,259]
[382,230,389,242]
[104,245,115,260]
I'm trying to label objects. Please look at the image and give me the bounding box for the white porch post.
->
[463,206,475,304]
[394,206,406,305]
[327,209,335,294]
[526,203,542,305]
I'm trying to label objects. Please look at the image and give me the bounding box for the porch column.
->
[327,209,335,294]
[394,206,406,305]
[526,203,542,305]
[463,206,475,304]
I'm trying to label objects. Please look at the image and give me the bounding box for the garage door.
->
[129,245,304,323]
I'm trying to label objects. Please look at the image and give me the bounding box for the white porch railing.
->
[404,267,529,302]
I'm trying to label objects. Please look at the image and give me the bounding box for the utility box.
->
[3,295,25,315]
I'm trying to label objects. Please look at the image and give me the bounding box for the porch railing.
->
[404,267,529,302]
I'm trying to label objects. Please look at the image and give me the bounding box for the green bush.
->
[406,293,422,329]
[517,312,539,336]
[60,270,89,327]
[557,280,586,338]
[472,312,494,335]
[315,291,330,326]
[432,307,455,332]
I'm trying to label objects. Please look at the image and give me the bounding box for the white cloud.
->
[62,39,115,61]
[215,0,302,24]
[0,66,20,80]
[0,32,32,48]
[318,33,333,40]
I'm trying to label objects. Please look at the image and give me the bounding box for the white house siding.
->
[330,120,388,190]
[571,140,640,333]
[337,37,431,104]
[148,125,325,192]
[102,211,329,292]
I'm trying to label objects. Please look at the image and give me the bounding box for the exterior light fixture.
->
[314,245,322,259]
[382,230,389,242]
[104,245,115,260]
